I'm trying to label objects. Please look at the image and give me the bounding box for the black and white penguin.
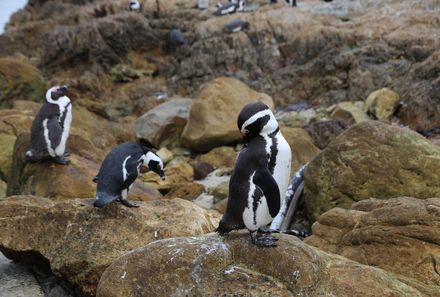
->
[224,19,250,33]
[129,0,141,12]
[170,26,185,46]
[214,0,244,16]
[26,85,72,165]
[217,102,292,247]
[286,0,296,7]
[93,142,165,208]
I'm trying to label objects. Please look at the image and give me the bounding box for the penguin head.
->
[46,85,69,103]
[237,102,278,141]
[144,151,165,180]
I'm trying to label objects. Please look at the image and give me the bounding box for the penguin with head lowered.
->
[217,102,292,247]
[26,85,72,165]
[93,141,165,208]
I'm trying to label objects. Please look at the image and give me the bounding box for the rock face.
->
[134,98,192,148]
[97,231,426,297]
[0,196,220,296]
[0,57,47,108]
[304,121,440,221]
[305,197,440,292]
[181,77,273,152]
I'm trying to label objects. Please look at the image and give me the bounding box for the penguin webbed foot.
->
[120,199,139,208]
[52,156,70,165]
[250,231,278,247]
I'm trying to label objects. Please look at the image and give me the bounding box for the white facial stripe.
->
[122,156,131,181]
[241,109,278,135]
[146,151,163,167]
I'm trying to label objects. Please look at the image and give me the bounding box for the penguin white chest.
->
[55,98,72,156]
[242,173,273,232]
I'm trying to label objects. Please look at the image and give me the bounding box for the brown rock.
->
[197,146,237,169]
[0,196,220,296]
[164,182,205,200]
[181,77,273,152]
[303,119,349,149]
[141,161,194,192]
[329,101,370,125]
[304,121,440,221]
[191,160,215,180]
[97,231,426,297]
[305,197,440,291]
[280,126,321,173]
[364,88,401,121]
[0,57,47,108]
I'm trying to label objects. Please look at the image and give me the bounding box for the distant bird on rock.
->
[214,0,245,16]
[224,19,250,33]
[129,0,141,12]
[170,26,185,46]
[270,0,297,6]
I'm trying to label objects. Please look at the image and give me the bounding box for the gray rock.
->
[134,98,192,148]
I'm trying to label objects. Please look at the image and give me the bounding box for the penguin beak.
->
[158,170,166,181]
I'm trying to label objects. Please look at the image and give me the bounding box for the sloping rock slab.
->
[0,196,220,296]
[97,231,426,297]
[305,197,440,289]
[304,121,440,221]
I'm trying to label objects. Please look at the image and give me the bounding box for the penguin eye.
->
[241,128,249,136]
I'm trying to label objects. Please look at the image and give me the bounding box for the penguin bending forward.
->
[217,102,292,247]
[93,142,165,208]
[26,85,72,165]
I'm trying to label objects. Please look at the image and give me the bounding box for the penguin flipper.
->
[121,157,139,191]
[46,117,63,153]
[253,166,281,218]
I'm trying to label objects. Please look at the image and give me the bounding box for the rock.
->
[0,57,47,108]
[329,101,370,124]
[97,231,426,297]
[0,196,220,297]
[181,77,273,152]
[193,193,214,209]
[164,182,205,200]
[303,119,349,149]
[211,181,229,204]
[156,147,174,164]
[134,99,192,148]
[191,160,215,180]
[7,133,161,201]
[280,126,321,172]
[214,197,228,213]
[110,64,141,83]
[364,88,401,121]
[0,180,6,199]
[304,121,440,221]
[196,146,237,169]
[305,197,440,292]
[141,161,194,192]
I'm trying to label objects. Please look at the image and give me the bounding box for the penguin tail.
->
[93,193,118,208]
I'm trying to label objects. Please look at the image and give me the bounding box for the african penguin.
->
[270,0,297,6]
[129,0,141,11]
[224,19,250,33]
[26,85,72,165]
[170,26,185,46]
[217,102,292,247]
[214,0,244,16]
[93,141,165,208]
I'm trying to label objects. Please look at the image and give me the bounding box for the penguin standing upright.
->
[217,102,292,247]
[26,85,72,165]
[93,142,165,208]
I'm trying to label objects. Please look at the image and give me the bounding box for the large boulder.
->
[0,57,47,108]
[0,196,220,296]
[304,121,440,221]
[305,197,440,289]
[97,231,427,297]
[181,77,273,152]
[134,98,192,148]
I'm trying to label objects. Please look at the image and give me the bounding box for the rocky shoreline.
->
[0,0,439,296]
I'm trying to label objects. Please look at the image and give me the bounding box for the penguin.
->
[217,102,292,247]
[170,26,185,46]
[129,0,141,12]
[93,142,165,208]
[213,0,244,16]
[26,85,72,165]
[286,0,296,7]
[224,19,250,33]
